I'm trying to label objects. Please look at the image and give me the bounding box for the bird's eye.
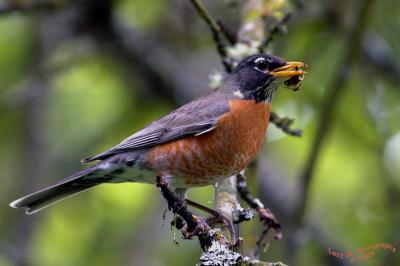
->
[255,59,268,71]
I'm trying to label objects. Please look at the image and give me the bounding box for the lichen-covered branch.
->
[157,174,286,265]
[199,177,285,265]
[194,0,290,265]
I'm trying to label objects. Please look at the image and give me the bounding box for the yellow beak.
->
[270,61,307,77]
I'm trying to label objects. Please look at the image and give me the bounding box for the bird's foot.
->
[156,174,199,228]
[186,199,237,245]
[156,174,212,245]
[180,215,210,239]
[178,209,238,248]
[156,174,238,247]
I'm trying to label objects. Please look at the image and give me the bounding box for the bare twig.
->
[269,111,302,137]
[188,0,232,72]
[237,172,282,256]
[216,19,237,45]
[259,13,292,51]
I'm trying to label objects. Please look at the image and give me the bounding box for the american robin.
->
[10,53,306,214]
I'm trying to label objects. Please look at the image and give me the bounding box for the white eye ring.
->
[254,57,265,64]
[255,57,272,63]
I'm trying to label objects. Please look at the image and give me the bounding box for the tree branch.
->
[157,174,285,266]
[200,175,285,265]
[237,172,282,257]
[188,0,232,72]
[184,0,293,264]
[269,112,302,137]
[259,12,292,51]
[189,0,301,137]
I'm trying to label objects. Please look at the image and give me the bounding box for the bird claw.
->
[157,174,237,246]
[177,211,235,241]
[180,215,211,239]
[206,211,235,239]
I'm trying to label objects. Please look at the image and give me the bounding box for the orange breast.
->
[146,100,271,187]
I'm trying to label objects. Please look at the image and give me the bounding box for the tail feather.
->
[10,167,101,214]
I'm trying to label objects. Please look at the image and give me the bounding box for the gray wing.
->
[82,92,230,163]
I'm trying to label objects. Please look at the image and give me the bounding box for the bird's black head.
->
[222,54,306,103]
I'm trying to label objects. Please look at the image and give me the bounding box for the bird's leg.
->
[236,172,282,254]
[173,189,227,235]
[155,174,211,242]
[174,186,236,241]
[185,198,219,216]
[155,174,237,246]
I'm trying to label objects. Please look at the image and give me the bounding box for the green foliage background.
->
[0,0,399,265]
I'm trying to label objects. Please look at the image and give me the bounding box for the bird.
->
[10,53,306,214]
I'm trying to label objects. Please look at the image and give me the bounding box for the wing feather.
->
[82,93,230,163]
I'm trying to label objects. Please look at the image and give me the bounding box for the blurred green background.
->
[0,0,399,265]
